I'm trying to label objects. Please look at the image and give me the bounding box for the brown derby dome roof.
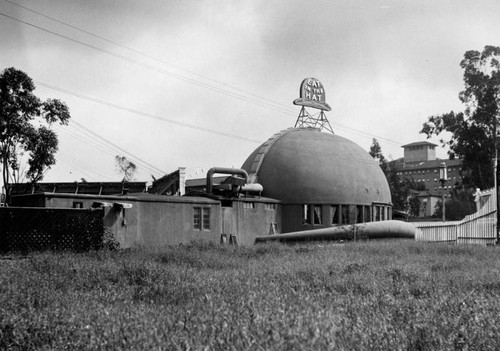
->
[241,128,392,205]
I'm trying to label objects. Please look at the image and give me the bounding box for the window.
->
[356,205,363,223]
[193,207,201,230]
[313,205,322,225]
[302,204,311,224]
[331,205,339,225]
[194,207,211,231]
[203,208,210,230]
[364,206,371,222]
[243,202,255,209]
[341,205,349,224]
[72,201,84,208]
[265,203,276,210]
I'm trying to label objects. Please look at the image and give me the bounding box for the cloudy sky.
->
[1,0,499,185]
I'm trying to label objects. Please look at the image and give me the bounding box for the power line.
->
[36,80,264,144]
[40,79,405,168]
[2,0,294,114]
[0,11,296,117]
[59,126,164,179]
[0,8,407,149]
[55,149,112,181]
[58,126,161,177]
[70,120,167,175]
[333,121,403,145]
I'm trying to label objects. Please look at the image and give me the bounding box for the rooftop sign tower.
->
[293,77,334,133]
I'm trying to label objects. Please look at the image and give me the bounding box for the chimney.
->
[178,167,186,195]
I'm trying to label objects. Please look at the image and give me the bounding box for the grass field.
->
[2,239,500,350]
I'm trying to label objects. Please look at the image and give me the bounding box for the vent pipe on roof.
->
[206,167,249,194]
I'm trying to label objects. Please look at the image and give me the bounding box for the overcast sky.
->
[1,0,499,185]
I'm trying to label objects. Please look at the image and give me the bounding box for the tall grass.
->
[2,240,500,350]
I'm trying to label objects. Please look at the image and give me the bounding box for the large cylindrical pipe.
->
[241,183,263,193]
[206,167,249,194]
[255,220,416,243]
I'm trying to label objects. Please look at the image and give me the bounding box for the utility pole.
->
[439,162,448,222]
[495,106,499,243]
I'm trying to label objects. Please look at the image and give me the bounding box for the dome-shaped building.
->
[242,127,392,233]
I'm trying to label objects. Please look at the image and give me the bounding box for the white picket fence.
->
[414,189,497,245]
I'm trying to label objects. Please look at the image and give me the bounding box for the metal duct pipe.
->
[206,167,249,194]
[255,220,417,243]
[241,183,263,193]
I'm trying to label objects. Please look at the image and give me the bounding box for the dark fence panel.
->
[0,207,104,252]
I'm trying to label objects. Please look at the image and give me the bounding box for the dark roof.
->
[242,128,391,205]
[11,192,220,204]
[8,181,147,196]
[149,169,180,195]
[401,141,438,148]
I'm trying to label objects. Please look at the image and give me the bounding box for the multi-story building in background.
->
[392,141,462,217]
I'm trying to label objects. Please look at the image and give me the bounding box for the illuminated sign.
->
[293,77,331,111]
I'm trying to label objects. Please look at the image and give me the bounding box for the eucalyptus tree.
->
[421,46,500,189]
[0,67,70,203]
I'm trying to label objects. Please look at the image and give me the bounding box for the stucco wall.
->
[11,192,279,247]
[12,193,222,248]
[221,201,280,246]
[134,201,222,247]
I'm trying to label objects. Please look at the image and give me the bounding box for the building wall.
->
[10,193,279,247]
[397,163,462,194]
[221,200,280,246]
[403,144,436,162]
[12,193,223,248]
[133,201,222,247]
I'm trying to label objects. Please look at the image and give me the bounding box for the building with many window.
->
[392,141,462,217]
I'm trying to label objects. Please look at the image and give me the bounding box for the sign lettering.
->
[293,77,331,111]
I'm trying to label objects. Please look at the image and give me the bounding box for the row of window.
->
[302,204,390,226]
[194,203,391,232]
[238,202,278,210]
[412,177,458,183]
[398,167,458,176]
[406,145,435,150]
